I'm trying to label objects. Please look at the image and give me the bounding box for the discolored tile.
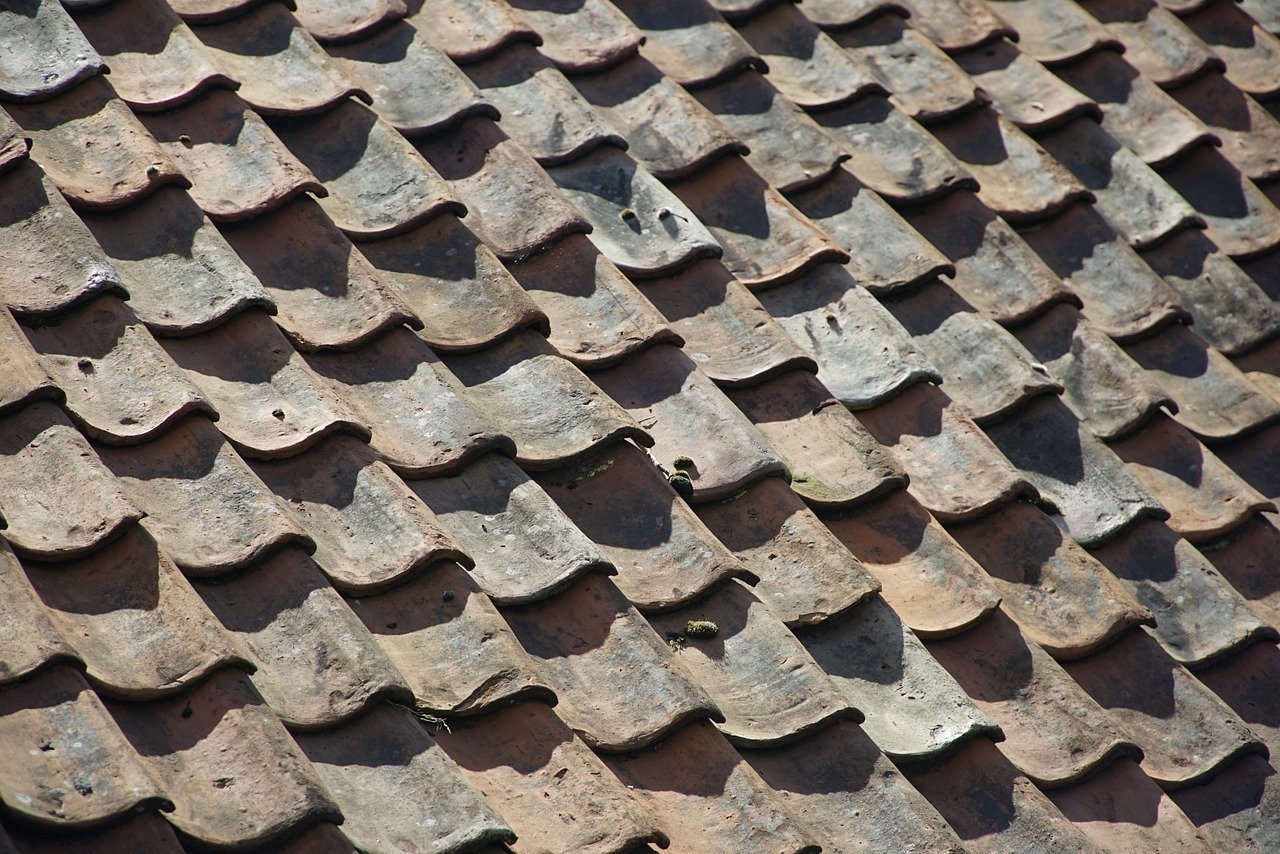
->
[1169,753,1280,852]
[1080,0,1223,87]
[97,415,312,574]
[1199,513,1280,628]
[3,811,185,852]
[1159,145,1280,260]
[986,0,1121,65]
[507,0,646,73]
[613,0,763,87]
[893,0,1016,52]
[0,0,104,102]
[0,109,28,174]
[290,0,406,43]
[955,39,1099,132]
[0,537,79,685]
[1167,72,1280,183]
[0,306,59,414]
[1183,0,1280,97]
[412,0,540,65]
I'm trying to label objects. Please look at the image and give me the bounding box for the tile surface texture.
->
[3,0,1280,849]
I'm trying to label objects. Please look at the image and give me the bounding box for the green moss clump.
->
[667,472,694,499]
[684,620,719,639]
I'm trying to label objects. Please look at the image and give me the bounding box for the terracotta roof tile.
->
[95,415,312,573]
[433,701,667,851]
[591,343,787,501]
[954,39,1101,132]
[411,452,611,605]
[217,198,417,350]
[69,0,237,112]
[901,0,1019,51]
[248,435,470,595]
[988,0,1122,65]
[188,2,367,116]
[1018,201,1190,339]
[755,263,943,407]
[5,77,187,210]
[536,441,752,611]
[0,401,141,560]
[1159,144,1280,260]
[550,147,723,278]
[0,539,81,685]
[635,258,814,385]
[350,559,557,714]
[598,719,819,851]
[268,101,464,241]
[704,0,791,24]
[693,69,848,191]
[1171,73,1280,183]
[0,308,60,415]
[503,572,722,750]
[324,19,500,137]
[304,326,512,475]
[799,595,1002,760]
[831,14,986,123]
[3,811,184,852]
[1183,0,1280,97]
[414,0,540,65]
[21,296,213,445]
[506,0,645,73]
[949,501,1154,658]
[466,42,625,165]
[1053,49,1215,167]
[736,4,887,110]
[137,89,325,222]
[1239,0,1280,33]
[294,702,514,852]
[931,108,1093,222]
[441,329,649,468]
[161,310,370,458]
[103,668,342,847]
[1200,512,1280,628]
[571,54,747,181]
[740,718,966,851]
[79,188,274,336]
[822,489,1001,637]
[0,666,169,828]
[357,213,548,353]
[1080,0,1224,87]
[166,0,269,24]
[814,94,979,203]
[1092,519,1275,667]
[415,116,590,259]
[0,108,28,174]
[0,0,104,103]
[17,527,251,700]
[1060,629,1264,787]
[652,580,861,746]
[856,382,1038,520]
[787,167,956,293]
[1169,752,1280,850]
[0,161,126,317]
[879,281,1063,424]
[613,0,764,88]
[726,370,907,508]
[692,475,882,625]
[927,610,1143,787]
[290,0,406,44]
[902,190,1079,325]
[1013,303,1175,440]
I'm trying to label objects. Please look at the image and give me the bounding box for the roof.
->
[1,0,1279,849]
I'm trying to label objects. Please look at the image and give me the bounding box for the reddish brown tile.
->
[0,161,126,317]
[635,259,813,386]
[20,526,251,700]
[926,611,1142,787]
[822,489,1001,637]
[218,197,418,350]
[507,0,645,73]
[591,343,787,501]
[1080,0,1224,87]
[989,0,1120,64]
[161,310,370,458]
[413,0,541,65]
[80,187,273,336]
[269,101,463,241]
[3,811,185,852]
[70,0,235,111]
[1183,0,1280,97]
[502,573,721,750]
[948,502,1154,658]
[22,296,213,445]
[0,307,59,415]
[353,559,555,714]
[410,452,611,605]
[0,0,104,102]
[693,475,881,626]
[296,702,515,852]
[189,3,366,116]
[138,89,324,222]
[1169,752,1280,851]
[894,0,1016,51]
[599,719,819,852]
[0,537,79,686]
[0,401,141,560]
[167,0,270,23]
[325,19,499,137]
[1172,72,1280,182]
[856,382,1036,521]
[104,668,342,848]
[249,434,470,595]
[96,415,312,574]
[0,109,28,174]
[614,0,764,88]
[1200,512,1280,628]
[955,39,1100,132]
[0,666,168,827]
[726,370,908,508]
[415,117,590,259]
[465,41,625,165]
[1160,145,1280,260]
[291,0,407,44]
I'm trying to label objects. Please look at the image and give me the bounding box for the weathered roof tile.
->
[411,452,611,605]
[1080,0,1223,87]
[987,0,1120,65]
[415,0,540,64]
[1182,0,1280,97]
[0,307,60,415]
[1159,144,1280,260]
[166,0,271,24]
[291,0,407,44]
[0,538,79,685]
[954,39,1100,132]
[0,0,104,103]
[1199,512,1280,629]
[1172,72,1280,183]
[507,0,645,73]
[1168,752,1280,851]
[0,109,28,174]
[895,0,1016,51]
[0,401,141,560]
[613,0,764,87]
